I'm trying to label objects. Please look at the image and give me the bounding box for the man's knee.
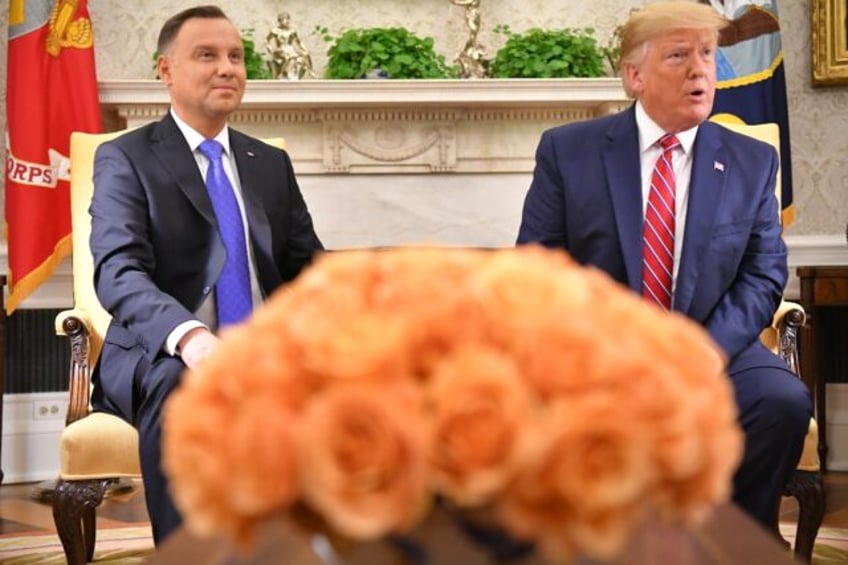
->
[754,371,811,437]
[139,357,186,411]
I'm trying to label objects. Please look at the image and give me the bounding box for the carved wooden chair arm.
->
[773,300,805,377]
[55,309,94,426]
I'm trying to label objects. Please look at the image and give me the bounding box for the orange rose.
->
[365,247,490,379]
[650,380,743,525]
[470,247,587,339]
[425,345,536,506]
[163,389,298,542]
[297,383,429,540]
[499,398,653,561]
[272,272,415,384]
[161,246,743,561]
[163,324,307,544]
[163,382,235,538]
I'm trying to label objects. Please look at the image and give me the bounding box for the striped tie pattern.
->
[642,134,679,310]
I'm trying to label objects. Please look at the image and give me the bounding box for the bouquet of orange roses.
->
[162,246,742,563]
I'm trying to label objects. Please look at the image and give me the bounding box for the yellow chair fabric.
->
[60,412,141,479]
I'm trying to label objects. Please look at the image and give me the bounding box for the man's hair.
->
[157,5,230,55]
[619,1,728,68]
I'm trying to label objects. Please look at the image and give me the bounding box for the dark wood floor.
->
[1,472,848,536]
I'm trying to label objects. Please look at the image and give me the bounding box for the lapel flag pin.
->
[714,161,725,172]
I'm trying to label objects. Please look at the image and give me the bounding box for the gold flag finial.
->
[10,0,26,26]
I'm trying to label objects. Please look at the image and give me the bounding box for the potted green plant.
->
[240,28,272,79]
[318,27,457,79]
[490,25,607,78]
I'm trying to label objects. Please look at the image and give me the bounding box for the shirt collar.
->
[169,109,231,156]
[634,101,698,155]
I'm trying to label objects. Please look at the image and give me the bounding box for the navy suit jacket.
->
[517,105,787,366]
[90,113,323,421]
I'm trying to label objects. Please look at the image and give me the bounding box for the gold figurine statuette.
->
[266,12,316,80]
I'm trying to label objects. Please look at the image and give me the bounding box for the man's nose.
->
[689,54,711,77]
[217,56,236,76]
[689,56,707,77]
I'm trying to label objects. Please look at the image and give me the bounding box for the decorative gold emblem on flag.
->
[46,0,93,56]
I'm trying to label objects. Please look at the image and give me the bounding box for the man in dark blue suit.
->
[89,5,323,544]
[517,0,809,529]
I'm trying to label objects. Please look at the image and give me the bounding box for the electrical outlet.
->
[33,400,65,421]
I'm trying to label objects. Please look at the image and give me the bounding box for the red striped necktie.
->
[642,134,680,310]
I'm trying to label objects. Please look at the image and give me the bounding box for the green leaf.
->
[491,27,606,78]
[322,27,454,79]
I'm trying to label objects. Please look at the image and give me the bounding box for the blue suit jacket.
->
[517,105,787,365]
[90,114,323,421]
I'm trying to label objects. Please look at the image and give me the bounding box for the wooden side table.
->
[797,266,848,471]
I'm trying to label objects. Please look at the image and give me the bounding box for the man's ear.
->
[157,55,172,86]
[623,63,643,97]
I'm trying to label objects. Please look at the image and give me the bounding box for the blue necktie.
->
[198,139,252,327]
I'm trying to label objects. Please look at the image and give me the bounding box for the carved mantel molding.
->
[99,79,631,175]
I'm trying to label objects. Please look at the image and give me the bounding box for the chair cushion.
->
[59,412,141,479]
[797,418,821,472]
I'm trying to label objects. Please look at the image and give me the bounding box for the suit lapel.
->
[150,114,217,226]
[602,108,644,293]
[230,132,276,286]
[674,123,726,315]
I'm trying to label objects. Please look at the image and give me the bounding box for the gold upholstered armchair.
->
[711,117,824,562]
[52,130,286,564]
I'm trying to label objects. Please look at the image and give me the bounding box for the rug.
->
[0,524,154,564]
[780,523,848,564]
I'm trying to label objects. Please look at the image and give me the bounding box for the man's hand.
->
[178,327,220,370]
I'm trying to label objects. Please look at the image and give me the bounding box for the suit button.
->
[202,286,211,295]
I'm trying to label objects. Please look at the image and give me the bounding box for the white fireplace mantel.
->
[99,78,630,109]
[99,78,631,175]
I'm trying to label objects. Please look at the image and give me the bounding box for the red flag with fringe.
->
[5,0,101,313]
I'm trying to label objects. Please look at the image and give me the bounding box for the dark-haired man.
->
[90,5,323,543]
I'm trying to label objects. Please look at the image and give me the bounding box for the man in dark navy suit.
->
[517,0,809,529]
[89,5,323,544]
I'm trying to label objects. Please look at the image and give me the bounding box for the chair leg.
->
[783,469,825,563]
[83,504,96,562]
[52,478,112,565]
